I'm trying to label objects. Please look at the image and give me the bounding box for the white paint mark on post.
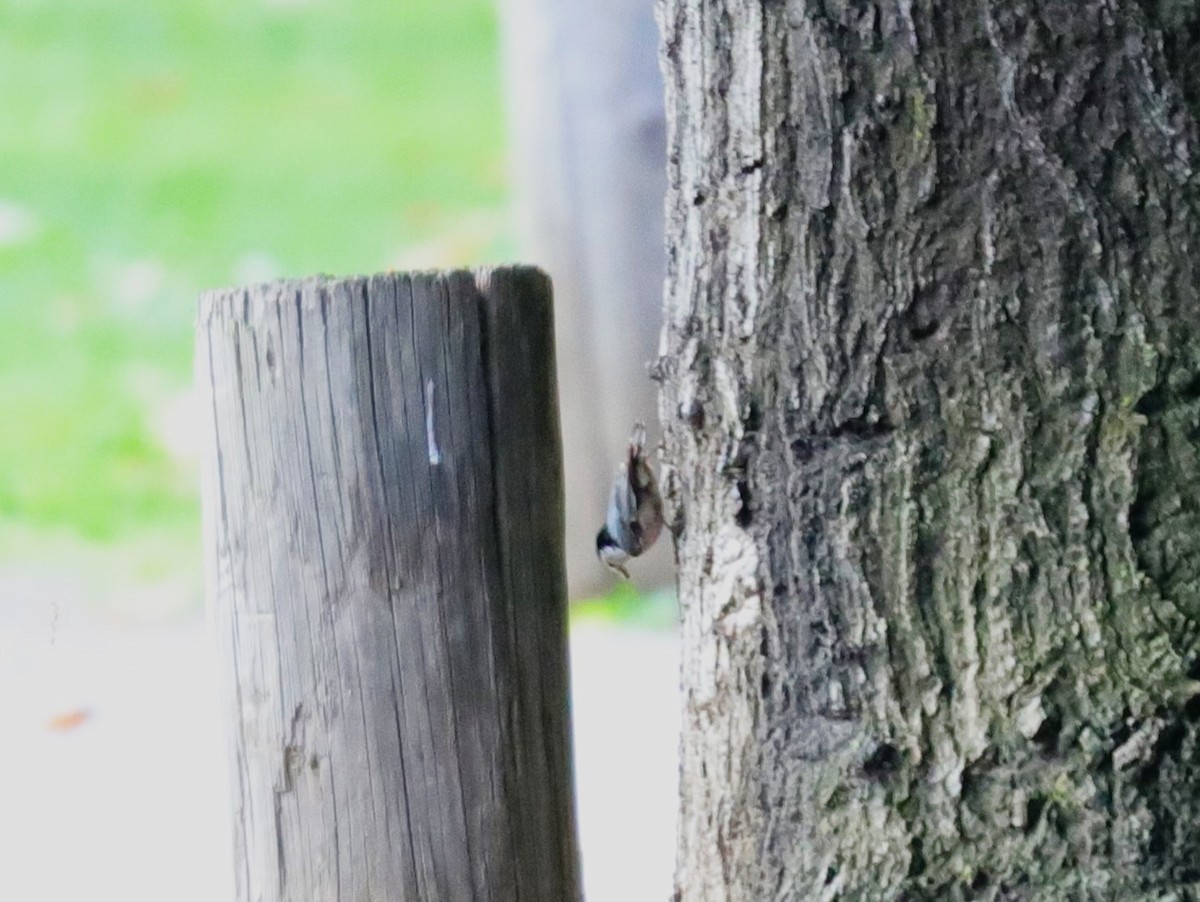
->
[426,378,442,465]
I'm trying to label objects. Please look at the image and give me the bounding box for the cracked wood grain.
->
[198,268,579,902]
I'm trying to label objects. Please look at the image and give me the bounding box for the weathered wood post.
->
[197,268,579,901]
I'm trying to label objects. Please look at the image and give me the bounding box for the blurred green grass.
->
[573,583,680,630]
[0,0,507,553]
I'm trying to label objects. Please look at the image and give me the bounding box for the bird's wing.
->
[605,463,641,549]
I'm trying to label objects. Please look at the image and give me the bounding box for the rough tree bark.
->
[658,1,1200,898]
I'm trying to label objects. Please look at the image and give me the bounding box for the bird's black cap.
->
[595,525,615,554]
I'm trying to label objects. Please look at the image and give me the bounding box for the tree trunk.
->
[499,0,672,595]
[659,1,1200,898]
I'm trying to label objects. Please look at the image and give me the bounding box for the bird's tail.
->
[629,422,647,454]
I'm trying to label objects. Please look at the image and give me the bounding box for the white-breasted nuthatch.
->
[595,423,664,578]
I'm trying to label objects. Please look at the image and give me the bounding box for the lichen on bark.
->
[659,1,1200,898]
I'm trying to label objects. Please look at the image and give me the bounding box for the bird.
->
[595,423,664,578]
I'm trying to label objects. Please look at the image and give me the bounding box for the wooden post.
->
[197,268,579,902]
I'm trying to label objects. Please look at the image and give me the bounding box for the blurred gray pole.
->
[197,269,580,902]
[500,0,671,596]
